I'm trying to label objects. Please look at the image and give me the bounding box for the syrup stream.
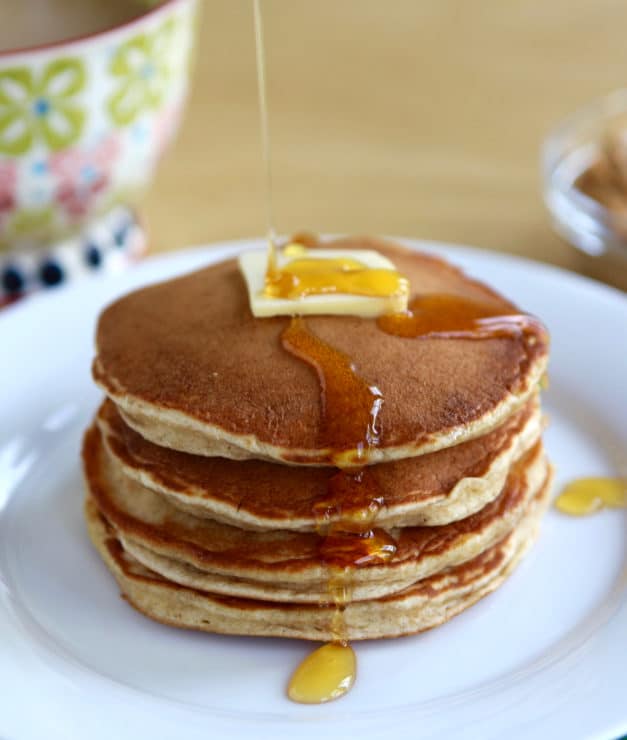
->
[253,0,278,267]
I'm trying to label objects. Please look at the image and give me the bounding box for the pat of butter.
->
[238,248,410,318]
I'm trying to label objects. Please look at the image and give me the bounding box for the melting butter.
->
[287,643,356,704]
[555,477,627,516]
[238,247,409,317]
[265,252,407,302]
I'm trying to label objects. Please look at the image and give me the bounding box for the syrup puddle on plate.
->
[287,643,356,704]
[555,477,627,516]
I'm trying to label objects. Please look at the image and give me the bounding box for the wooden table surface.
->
[144,0,627,289]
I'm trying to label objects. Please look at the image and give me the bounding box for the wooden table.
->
[144,0,627,290]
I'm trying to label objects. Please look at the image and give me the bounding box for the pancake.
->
[85,472,550,641]
[93,237,549,465]
[97,396,543,530]
[83,422,549,603]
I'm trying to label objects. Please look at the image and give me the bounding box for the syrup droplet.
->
[287,643,356,704]
[555,477,627,516]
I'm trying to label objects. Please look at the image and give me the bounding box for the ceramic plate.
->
[1,239,626,740]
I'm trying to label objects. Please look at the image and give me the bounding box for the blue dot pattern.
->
[40,261,64,286]
[33,98,51,117]
[2,266,24,294]
[0,207,141,304]
[86,245,102,268]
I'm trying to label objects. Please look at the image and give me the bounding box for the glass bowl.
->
[542,89,627,261]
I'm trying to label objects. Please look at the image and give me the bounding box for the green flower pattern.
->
[0,59,86,155]
[108,18,178,126]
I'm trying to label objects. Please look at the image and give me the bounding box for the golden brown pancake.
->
[97,397,542,530]
[83,422,549,603]
[93,237,549,465]
[85,473,551,641]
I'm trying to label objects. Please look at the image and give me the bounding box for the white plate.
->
[1,239,626,740]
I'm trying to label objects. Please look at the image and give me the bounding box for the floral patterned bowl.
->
[0,0,197,302]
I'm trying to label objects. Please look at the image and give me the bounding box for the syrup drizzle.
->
[282,317,396,701]
[253,0,547,698]
[281,317,383,463]
[555,477,627,516]
[378,293,546,343]
[252,3,368,703]
[282,293,548,703]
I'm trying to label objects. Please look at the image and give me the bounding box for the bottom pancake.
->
[84,471,551,641]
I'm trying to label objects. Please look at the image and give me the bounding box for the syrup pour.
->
[252,0,278,268]
[252,2,375,704]
[555,477,627,516]
[254,0,408,306]
[282,317,396,702]
[253,0,547,700]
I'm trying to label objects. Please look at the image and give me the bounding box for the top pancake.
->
[94,237,548,465]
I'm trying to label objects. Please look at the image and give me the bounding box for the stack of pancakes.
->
[84,238,551,640]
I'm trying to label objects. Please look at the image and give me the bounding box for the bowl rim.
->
[541,89,627,258]
[0,0,189,59]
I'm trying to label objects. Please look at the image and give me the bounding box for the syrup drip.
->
[555,477,627,516]
[281,317,383,463]
[377,293,546,343]
[319,528,397,568]
[282,317,396,702]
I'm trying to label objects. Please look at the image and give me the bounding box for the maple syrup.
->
[251,2,365,704]
[281,317,383,462]
[287,643,356,704]
[377,293,546,343]
[252,3,371,703]
[555,477,626,516]
[280,294,548,702]
[253,0,278,264]
[253,2,549,706]
[265,254,409,301]
[282,317,397,703]
[254,0,407,307]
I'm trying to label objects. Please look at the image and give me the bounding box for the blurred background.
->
[142,0,627,287]
[2,0,627,301]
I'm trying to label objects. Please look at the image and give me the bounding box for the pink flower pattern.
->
[153,99,183,156]
[0,161,16,218]
[50,135,121,218]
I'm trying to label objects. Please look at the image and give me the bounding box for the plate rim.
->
[1,237,626,740]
